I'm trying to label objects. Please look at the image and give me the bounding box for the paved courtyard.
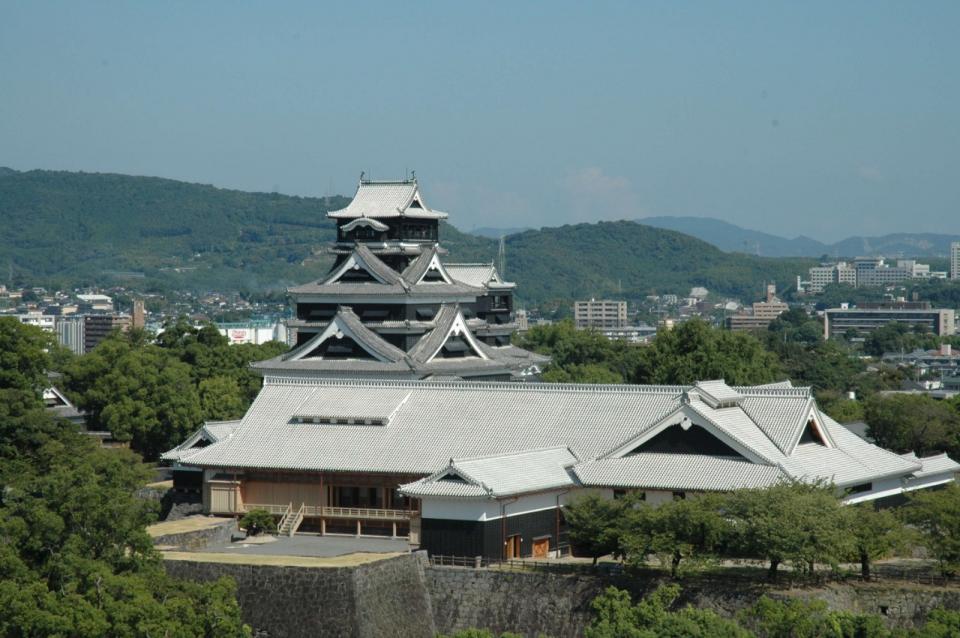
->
[204,533,410,558]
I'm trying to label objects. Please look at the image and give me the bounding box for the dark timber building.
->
[254,177,546,381]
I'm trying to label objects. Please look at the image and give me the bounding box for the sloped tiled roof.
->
[575,454,784,491]
[323,244,404,286]
[162,420,241,462]
[174,377,937,499]
[328,180,447,220]
[739,393,813,454]
[400,245,452,284]
[401,447,578,498]
[445,263,516,290]
[901,452,960,479]
[279,307,408,364]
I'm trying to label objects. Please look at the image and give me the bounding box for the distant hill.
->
[640,216,828,257]
[470,226,534,238]
[640,215,960,259]
[0,168,813,302]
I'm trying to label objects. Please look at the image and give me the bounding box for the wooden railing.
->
[245,503,290,515]
[244,503,412,521]
[320,506,410,520]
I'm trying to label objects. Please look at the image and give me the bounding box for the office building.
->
[574,299,628,330]
[824,302,955,340]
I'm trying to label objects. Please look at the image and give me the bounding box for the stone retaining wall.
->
[164,553,434,638]
[166,554,960,638]
[152,518,237,551]
[425,566,960,637]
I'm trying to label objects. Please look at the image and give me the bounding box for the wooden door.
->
[506,535,521,559]
[533,537,550,559]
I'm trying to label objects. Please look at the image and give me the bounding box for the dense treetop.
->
[0,319,249,636]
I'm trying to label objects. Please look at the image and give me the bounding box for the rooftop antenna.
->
[498,236,506,277]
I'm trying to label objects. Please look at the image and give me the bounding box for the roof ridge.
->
[736,387,813,397]
[262,375,693,394]
[452,445,573,464]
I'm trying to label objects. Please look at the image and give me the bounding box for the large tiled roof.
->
[328,180,447,220]
[574,454,785,491]
[401,447,578,498]
[445,263,515,290]
[162,420,241,462]
[253,305,545,379]
[175,378,933,495]
[901,452,960,479]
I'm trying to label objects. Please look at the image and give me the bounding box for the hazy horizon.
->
[2,2,958,241]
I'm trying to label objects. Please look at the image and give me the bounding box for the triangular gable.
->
[417,253,453,283]
[401,247,454,285]
[602,404,769,465]
[284,314,402,363]
[631,422,748,459]
[323,247,401,286]
[418,310,489,362]
[789,403,835,453]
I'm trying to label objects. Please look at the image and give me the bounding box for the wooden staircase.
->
[277,502,304,537]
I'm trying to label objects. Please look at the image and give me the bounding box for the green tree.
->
[199,375,247,421]
[0,331,249,636]
[841,504,908,580]
[63,331,203,459]
[725,481,847,579]
[0,317,55,395]
[816,391,864,424]
[586,585,750,638]
[517,321,643,383]
[564,494,625,565]
[620,494,730,577]
[634,319,781,386]
[864,394,960,457]
[903,484,960,576]
[739,596,891,638]
[648,494,730,577]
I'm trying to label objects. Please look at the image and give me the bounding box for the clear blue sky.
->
[1,2,957,241]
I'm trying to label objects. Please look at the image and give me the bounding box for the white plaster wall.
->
[422,490,575,522]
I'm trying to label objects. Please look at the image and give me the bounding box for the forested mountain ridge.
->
[641,215,960,258]
[0,168,812,302]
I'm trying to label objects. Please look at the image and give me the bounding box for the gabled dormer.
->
[323,244,404,286]
[408,305,490,363]
[282,307,406,363]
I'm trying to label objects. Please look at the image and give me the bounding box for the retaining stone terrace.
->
[165,553,960,638]
[164,553,435,638]
[425,566,960,637]
[151,519,237,551]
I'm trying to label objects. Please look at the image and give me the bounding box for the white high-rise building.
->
[951,242,960,280]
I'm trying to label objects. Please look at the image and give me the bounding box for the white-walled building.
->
[165,377,958,559]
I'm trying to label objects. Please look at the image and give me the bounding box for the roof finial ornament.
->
[411,169,416,181]
[359,171,365,183]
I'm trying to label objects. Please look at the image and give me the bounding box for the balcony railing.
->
[244,503,411,521]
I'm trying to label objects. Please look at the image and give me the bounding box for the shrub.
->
[239,508,277,536]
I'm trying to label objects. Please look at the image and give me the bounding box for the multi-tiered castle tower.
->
[254,177,547,380]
